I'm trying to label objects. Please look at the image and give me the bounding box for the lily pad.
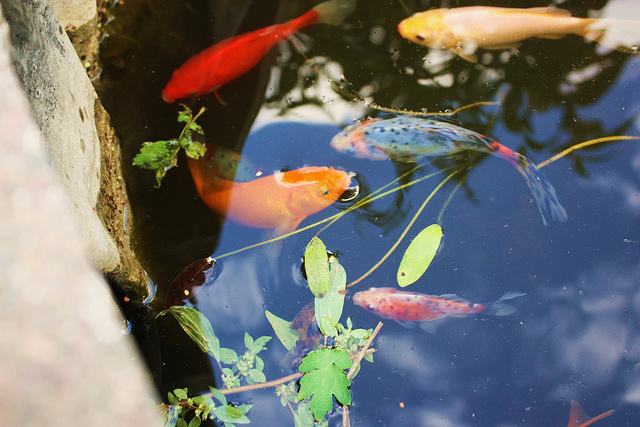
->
[397,224,443,287]
[304,237,330,298]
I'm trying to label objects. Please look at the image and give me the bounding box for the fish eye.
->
[415,34,426,41]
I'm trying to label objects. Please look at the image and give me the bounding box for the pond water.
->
[99,0,640,425]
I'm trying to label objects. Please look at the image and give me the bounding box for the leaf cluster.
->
[161,386,251,427]
[133,105,207,186]
[157,306,270,425]
[265,236,377,422]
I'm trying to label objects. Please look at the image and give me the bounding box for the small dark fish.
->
[163,257,216,309]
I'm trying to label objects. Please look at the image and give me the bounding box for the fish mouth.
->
[337,172,361,202]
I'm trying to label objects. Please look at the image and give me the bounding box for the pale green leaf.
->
[247,369,266,384]
[305,237,330,298]
[265,310,299,351]
[397,224,443,287]
[314,261,347,336]
[209,387,227,405]
[157,306,221,362]
[213,405,251,424]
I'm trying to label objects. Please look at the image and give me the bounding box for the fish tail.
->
[313,0,356,25]
[485,291,527,317]
[491,143,568,225]
[584,0,640,53]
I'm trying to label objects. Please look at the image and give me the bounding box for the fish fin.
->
[418,321,437,334]
[452,48,478,63]
[491,143,568,224]
[265,218,303,259]
[584,0,640,53]
[567,400,614,427]
[485,292,526,317]
[213,90,228,106]
[395,320,417,329]
[521,7,573,17]
[314,0,356,26]
[483,42,523,49]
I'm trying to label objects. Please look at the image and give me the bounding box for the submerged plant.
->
[133,105,207,186]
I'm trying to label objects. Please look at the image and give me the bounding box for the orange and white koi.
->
[162,0,356,103]
[566,400,614,427]
[353,287,526,325]
[398,3,640,62]
[187,151,351,237]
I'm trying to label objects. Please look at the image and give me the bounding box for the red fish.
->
[353,287,525,326]
[162,0,356,103]
[187,152,351,237]
[567,400,614,427]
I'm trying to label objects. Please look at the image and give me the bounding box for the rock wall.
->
[0,0,162,425]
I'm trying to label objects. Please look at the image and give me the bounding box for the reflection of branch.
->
[211,372,303,396]
[537,136,640,168]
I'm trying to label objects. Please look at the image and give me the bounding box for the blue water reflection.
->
[184,46,640,424]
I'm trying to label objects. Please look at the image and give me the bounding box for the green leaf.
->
[294,402,316,427]
[251,336,271,354]
[213,405,251,424]
[177,419,188,427]
[219,347,238,364]
[133,140,175,169]
[298,348,352,420]
[397,224,443,287]
[184,140,206,159]
[209,387,227,405]
[188,417,201,427]
[304,237,330,298]
[244,332,254,350]
[157,306,221,363]
[314,260,347,337]
[174,388,188,400]
[247,369,266,384]
[265,311,299,351]
[168,391,178,405]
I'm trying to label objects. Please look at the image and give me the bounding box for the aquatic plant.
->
[157,236,381,426]
[133,105,206,186]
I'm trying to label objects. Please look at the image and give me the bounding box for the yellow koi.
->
[398,4,640,62]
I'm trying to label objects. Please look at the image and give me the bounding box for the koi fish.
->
[397,3,640,63]
[162,0,356,103]
[567,400,614,427]
[353,287,526,327]
[187,152,351,237]
[330,117,568,224]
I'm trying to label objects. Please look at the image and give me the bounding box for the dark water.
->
[99,0,640,425]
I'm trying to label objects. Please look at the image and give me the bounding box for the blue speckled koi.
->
[330,117,568,224]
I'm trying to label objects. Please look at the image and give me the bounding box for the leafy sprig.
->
[133,105,207,186]
[161,386,251,427]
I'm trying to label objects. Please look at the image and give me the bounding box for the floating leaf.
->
[397,224,443,287]
[164,257,217,309]
[304,237,330,298]
[157,306,221,363]
[298,348,352,420]
[265,310,299,351]
[314,260,347,336]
